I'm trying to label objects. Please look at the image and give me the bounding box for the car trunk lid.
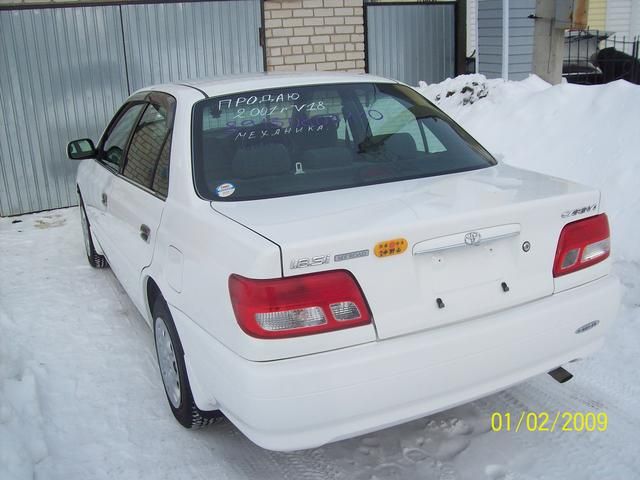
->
[212,164,601,339]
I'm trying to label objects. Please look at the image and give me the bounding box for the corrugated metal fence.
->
[121,1,263,91]
[0,0,263,216]
[0,6,128,216]
[365,3,455,86]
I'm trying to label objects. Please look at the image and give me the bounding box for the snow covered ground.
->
[1,75,639,480]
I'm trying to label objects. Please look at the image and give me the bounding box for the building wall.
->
[477,0,504,79]
[507,0,535,80]
[477,0,535,81]
[263,0,365,73]
[631,0,640,38]
[588,0,607,30]
[606,0,632,37]
[606,0,640,38]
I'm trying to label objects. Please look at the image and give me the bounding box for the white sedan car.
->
[68,72,620,451]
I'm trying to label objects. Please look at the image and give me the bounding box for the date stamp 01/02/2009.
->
[490,412,608,433]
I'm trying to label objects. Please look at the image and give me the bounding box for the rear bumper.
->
[172,275,620,451]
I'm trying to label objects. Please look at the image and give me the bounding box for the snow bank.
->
[0,306,48,480]
[417,74,640,263]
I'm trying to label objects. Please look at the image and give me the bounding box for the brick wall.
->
[264,0,366,73]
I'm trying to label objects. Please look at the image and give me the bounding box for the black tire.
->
[78,194,108,269]
[152,295,223,429]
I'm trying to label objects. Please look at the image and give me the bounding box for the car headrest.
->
[232,144,291,178]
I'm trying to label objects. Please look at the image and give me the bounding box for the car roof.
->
[142,72,399,99]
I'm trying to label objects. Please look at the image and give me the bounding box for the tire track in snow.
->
[479,378,639,480]
[208,421,342,480]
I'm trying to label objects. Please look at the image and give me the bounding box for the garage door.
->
[0,0,263,216]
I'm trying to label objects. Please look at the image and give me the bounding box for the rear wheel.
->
[152,295,222,429]
[78,194,107,269]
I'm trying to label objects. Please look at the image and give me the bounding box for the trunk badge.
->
[334,249,369,262]
[464,231,482,246]
[290,255,330,269]
[561,204,597,218]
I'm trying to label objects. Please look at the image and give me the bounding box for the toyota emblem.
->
[464,231,482,246]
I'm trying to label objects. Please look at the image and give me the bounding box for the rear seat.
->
[232,144,291,178]
[202,114,354,181]
[201,132,236,179]
[302,147,353,169]
[293,115,354,170]
[201,124,291,178]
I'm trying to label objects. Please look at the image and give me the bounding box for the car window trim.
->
[116,169,169,201]
[93,157,168,202]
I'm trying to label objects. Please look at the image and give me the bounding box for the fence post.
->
[631,36,640,81]
[455,0,467,75]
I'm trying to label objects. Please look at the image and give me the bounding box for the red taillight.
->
[228,270,372,339]
[553,213,611,277]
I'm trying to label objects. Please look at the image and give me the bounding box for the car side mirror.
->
[67,138,96,160]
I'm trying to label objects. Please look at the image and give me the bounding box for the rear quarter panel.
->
[146,87,376,361]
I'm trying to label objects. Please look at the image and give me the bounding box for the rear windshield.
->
[192,82,495,201]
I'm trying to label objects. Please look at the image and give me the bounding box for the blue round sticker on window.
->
[215,183,235,198]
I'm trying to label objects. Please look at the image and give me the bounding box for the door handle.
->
[101,193,108,207]
[140,224,151,243]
